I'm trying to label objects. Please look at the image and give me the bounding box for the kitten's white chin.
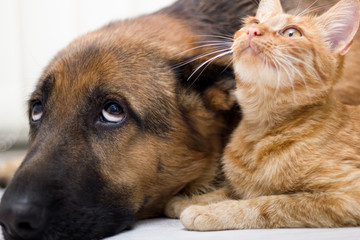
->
[234,57,278,86]
[238,48,260,62]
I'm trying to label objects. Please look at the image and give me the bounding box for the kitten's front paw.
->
[180,205,222,231]
[165,196,191,218]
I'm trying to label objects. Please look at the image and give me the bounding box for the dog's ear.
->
[170,49,241,142]
[160,0,256,112]
[170,38,236,112]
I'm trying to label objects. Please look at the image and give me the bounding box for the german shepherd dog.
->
[0,0,359,239]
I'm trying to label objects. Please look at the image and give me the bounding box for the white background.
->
[0,0,176,150]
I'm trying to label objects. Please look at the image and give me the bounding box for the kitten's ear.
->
[256,0,283,18]
[317,0,360,55]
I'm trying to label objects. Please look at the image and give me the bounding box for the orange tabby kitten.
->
[165,0,360,230]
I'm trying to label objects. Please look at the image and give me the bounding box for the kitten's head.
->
[232,0,359,98]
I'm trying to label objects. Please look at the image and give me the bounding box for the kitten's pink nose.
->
[248,27,262,41]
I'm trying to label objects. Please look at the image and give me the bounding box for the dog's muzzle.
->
[0,197,46,240]
[0,149,136,240]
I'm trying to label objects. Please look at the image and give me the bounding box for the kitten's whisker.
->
[297,0,320,17]
[293,0,303,16]
[275,46,322,91]
[275,45,308,51]
[192,40,233,45]
[273,56,297,102]
[281,54,323,84]
[277,55,311,99]
[196,34,234,41]
[173,43,233,58]
[172,48,231,69]
[220,58,234,75]
[251,0,260,6]
[187,50,233,81]
[297,2,335,17]
[268,55,282,98]
[264,55,270,71]
[276,55,297,80]
[188,61,213,88]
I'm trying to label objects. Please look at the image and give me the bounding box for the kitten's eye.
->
[249,20,260,26]
[100,102,126,124]
[31,102,43,122]
[281,28,302,38]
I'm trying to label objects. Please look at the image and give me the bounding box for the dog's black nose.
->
[0,200,45,239]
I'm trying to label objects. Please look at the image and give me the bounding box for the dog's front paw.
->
[165,196,193,218]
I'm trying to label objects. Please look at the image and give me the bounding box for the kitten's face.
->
[232,12,335,93]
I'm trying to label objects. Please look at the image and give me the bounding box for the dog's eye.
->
[31,102,44,122]
[101,102,125,123]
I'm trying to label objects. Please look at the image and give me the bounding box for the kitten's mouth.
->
[236,43,274,70]
[239,39,261,56]
[232,37,265,66]
[239,42,262,62]
[243,46,256,54]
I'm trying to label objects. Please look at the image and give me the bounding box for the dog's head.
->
[0,2,246,239]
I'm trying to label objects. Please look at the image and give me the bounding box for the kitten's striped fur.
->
[166,0,360,230]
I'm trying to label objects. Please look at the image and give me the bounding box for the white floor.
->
[0,150,360,240]
[0,202,359,240]
[112,219,360,240]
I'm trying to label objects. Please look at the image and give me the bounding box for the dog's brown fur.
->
[0,0,360,239]
[0,1,246,239]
